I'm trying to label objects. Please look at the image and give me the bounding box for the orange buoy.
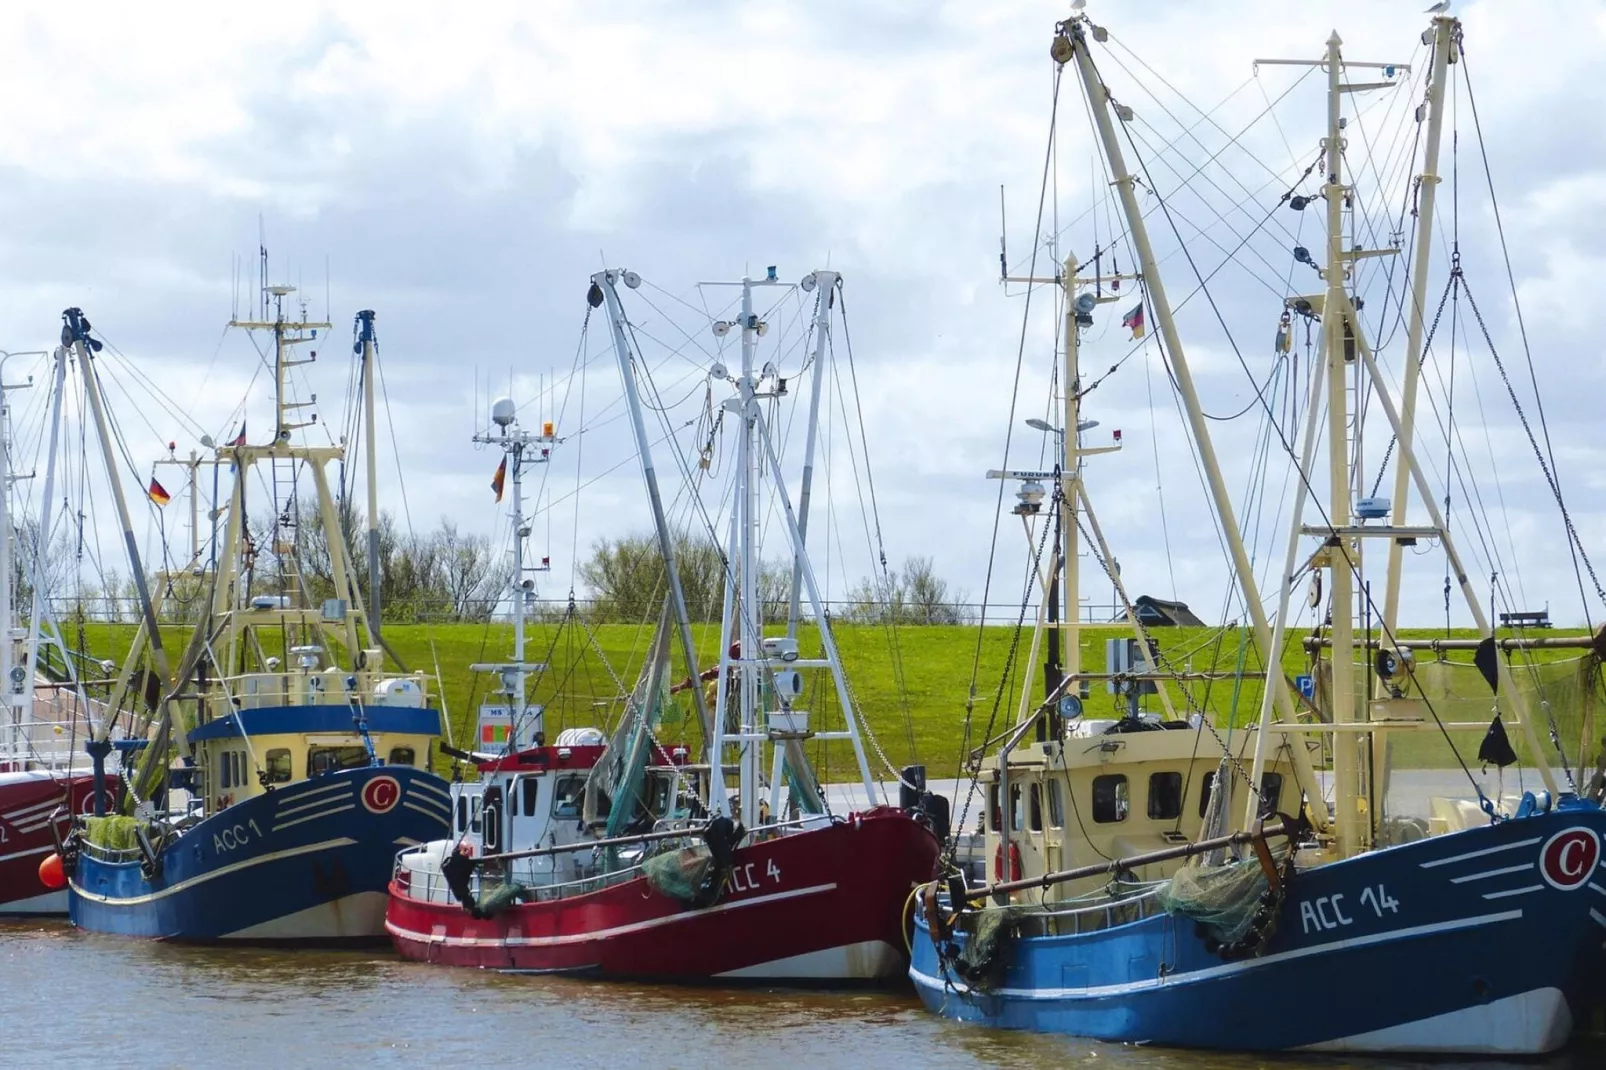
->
[38,852,66,890]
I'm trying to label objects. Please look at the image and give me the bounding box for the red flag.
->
[229,423,246,447]
[148,478,172,507]
[491,456,507,502]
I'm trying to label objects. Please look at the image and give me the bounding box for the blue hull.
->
[912,803,1606,1054]
[69,765,451,942]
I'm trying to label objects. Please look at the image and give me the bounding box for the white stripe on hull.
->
[715,939,902,981]
[220,891,389,940]
[69,837,357,905]
[1299,987,1571,1055]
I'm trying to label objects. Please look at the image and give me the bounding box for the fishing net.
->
[644,845,714,904]
[476,882,531,917]
[955,904,1028,990]
[83,815,141,852]
[1156,858,1268,945]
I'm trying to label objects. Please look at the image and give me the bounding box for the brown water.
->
[3,918,1602,1070]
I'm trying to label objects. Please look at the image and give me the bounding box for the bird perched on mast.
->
[1425,1,1451,13]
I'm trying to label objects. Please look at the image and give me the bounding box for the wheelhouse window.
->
[987,783,1001,832]
[1259,772,1284,817]
[1092,774,1129,824]
[218,752,232,790]
[387,746,415,767]
[1029,783,1043,832]
[552,775,585,819]
[308,746,371,776]
[1147,772,1183,820]
[1009,784,1024,832]
[520,776,541,817]
[265,749,292,783]
[1047,780,1064,829]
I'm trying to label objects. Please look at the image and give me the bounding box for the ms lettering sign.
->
[1539,827,1600,891]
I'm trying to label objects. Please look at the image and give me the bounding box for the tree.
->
[843,555,969,625]
[579,532,789,624]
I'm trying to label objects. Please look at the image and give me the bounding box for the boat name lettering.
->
[0,822,8,844]
[724,857,781,894]
[1300,883,1400,935]
[1540,827,1600,890]
[213,819,263,854]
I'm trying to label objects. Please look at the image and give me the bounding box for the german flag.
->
[148,478,172,507]
[492,456,507,503]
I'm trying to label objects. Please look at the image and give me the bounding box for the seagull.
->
[1425,1,1451,13]
[1072,0,1086,9]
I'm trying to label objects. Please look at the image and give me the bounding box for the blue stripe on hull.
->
[912,804,1606,1053]
[68,765,450,942]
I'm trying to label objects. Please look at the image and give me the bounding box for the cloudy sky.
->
[1,0,1602,633]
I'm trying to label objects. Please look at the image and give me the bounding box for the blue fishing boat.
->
[53,293,452,941]
[913,11,1606,1056]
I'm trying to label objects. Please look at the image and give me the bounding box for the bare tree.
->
[843,555,969,625]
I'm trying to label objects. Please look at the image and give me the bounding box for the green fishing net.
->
[1156,858,1269,945]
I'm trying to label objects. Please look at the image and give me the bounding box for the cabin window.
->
[1047,780,1064,829]
[470,796,483,834]
[218,752,232,790]
[1198,770,1218,819]
[552,775,585,819]
[388,746,415,767]
[1259,772,1284,817]
[265,749,292,783]
[1147,772,1184,820]
[521,777,541,817]
[1092,774,1129,824]
[1009,784,1024,832]
[308,746,371,776]
[987,783,1001,832]
[456,796,469,832]
[1029,783,1043,832]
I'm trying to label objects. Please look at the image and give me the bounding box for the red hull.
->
[386,807,939,979]
[0,772,99,914]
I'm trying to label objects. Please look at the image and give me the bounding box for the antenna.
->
[998,185,1009,282]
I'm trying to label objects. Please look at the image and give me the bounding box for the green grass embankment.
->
[65,620,1595,779]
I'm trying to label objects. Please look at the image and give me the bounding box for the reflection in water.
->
[2,919,1600,1069]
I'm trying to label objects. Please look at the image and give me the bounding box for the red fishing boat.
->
[386,271,944,978]
[385,741,939,978]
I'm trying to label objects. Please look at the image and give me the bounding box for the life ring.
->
[993,840,1022,882]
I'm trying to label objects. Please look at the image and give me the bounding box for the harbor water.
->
[4,918,1602,1069]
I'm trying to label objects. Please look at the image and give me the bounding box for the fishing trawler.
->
[385,268,941,979]
[55,293,453,941]
[0,345,111,914]
[911,12,1606,1054]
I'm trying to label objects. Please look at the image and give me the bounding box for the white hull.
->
[221,890,388,941]
[1300,987,1572,1055]
[715,939,902,981]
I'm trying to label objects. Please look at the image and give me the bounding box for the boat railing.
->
[394,855,648,906]
[0,718,100,772]
[77,839,144,864]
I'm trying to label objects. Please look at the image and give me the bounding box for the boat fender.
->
[993,841,1022,882]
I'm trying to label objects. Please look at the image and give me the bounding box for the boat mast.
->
[61,310,173,691]
[1316,31,1368,856]
[1381,16,1456,632]
[1056,20,1328,824]
[592,270,712,748]
[736,277,763,831]
[471,400,554,740]
[357,310,382,638]
[21,349,66,732]
[786,271,837,641]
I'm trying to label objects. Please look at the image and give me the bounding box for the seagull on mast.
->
[1425,1,1451,13]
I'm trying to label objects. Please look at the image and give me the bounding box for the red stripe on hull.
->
[386,807,939,979]
[0,773,99,913]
